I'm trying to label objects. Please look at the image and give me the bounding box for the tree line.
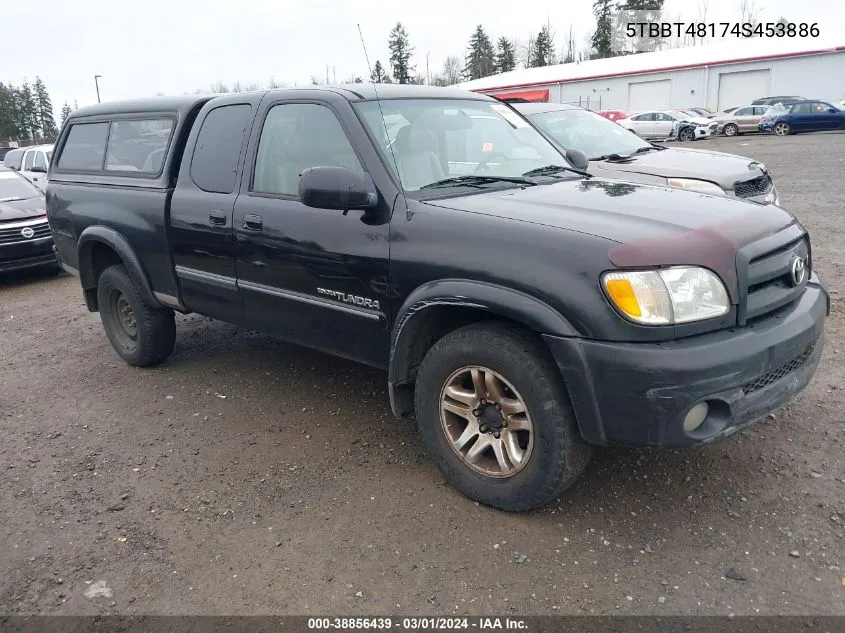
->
[0,78,68,143]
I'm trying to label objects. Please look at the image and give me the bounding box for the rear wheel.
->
[96,264,175,367]
[414,323,592,512]
[774,122,791,136]
[723,123,739,137]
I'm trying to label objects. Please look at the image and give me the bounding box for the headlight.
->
[666,178,726,196]
[602,267,730,325]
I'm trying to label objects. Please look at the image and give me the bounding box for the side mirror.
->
[299,166,377,212]
[828,108,838,113]
[30,165,47,173]
[565,148,589,171]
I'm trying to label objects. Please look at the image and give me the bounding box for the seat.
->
[391,125,445,190]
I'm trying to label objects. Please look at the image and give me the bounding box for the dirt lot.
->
[1,132,843,617]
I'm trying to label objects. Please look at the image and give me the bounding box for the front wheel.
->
[723,123,739,137]
[678,127,695,142]
[97,264,175,367]
[773,122,791,136]
[414,323,591,512]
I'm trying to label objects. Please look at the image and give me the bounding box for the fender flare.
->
[77,226,159,308]
[387,279,580,415]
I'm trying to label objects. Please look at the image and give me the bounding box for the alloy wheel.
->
[439,366,534,478]
[774,123,790,136]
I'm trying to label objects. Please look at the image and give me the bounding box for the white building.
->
[458,35,845,112]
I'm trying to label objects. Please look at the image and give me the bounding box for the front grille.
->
[734,173,773,198]
[741,340,817,395]
[742,235,809,322]
[708,122,718,131]
[0,220,52,245]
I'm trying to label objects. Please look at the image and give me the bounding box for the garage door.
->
[628,79,672,111]
[718,69,770,111]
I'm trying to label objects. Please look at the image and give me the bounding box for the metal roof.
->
[459,35,845,93]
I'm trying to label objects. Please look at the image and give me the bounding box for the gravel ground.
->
[0,132,843,616]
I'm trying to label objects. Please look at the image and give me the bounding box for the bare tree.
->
[230,80,243,93]
[562,26,577,63]
[442,55,463,85]
[210,81,229,93]
[244,82,261,92]
[267,75,287,89]
[516,34,536,69]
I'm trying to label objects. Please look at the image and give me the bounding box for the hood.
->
[677,116,712,125]
[424,177,792,244]
[590,147,766,190]
[424,178,797,303]
[0,196,47,222]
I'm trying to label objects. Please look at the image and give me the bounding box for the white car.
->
[20,144,54,192]
[618,110,715,140]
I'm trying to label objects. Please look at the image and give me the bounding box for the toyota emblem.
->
[21,227,35,239]
[791,256,806,286]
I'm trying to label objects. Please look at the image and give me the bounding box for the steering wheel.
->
[474,152,510,172]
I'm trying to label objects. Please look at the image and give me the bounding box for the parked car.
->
[617,110,717,140]
[0,146,14,161]
[48,86,827,512]
[671,119,716,142]
[0,166,58,274]
[598,109,629,121]
[19,144,54,191]
[513,102,780,205]
[3,148,25,171]
[752,95,806,106]
[713,105,769,136]
[758,100,845,135]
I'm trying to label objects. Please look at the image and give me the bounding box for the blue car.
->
[758,100,845,135]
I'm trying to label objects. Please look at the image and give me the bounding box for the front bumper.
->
[544,279,828,447]
[0,223,56,273]
[758,121,774,133]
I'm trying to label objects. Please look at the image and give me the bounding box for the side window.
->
[57,122,109,171]
[105,118,174,173]
[33,151,47,170]
[632,113,649,121]
[191,104,253,194]
[252,103,363,197]
[753,107,766,116]
[23,151,35,170]
[734,108,750,116]
[791,103,812,114]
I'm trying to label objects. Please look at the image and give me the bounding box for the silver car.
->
[714,106,769,136]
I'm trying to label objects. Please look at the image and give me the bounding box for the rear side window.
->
[57,122,109,170]
[24,151,35,170]
[4,150,24,170]
[190,104,253,194]
[33,151,47,170]
[106,118,174,173]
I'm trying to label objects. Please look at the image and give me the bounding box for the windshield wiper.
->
[0,196,24,202]
[592,145,662,161]
[521,164,588,178]
[419,175,538,190]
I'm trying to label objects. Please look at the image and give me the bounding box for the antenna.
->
[357,23,403,194]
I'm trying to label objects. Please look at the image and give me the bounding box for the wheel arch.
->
[78,226,159,312]
[387,279,579,418]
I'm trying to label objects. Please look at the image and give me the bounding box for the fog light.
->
[683,402,709,433]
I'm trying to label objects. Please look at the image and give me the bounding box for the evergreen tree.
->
[33,77,58,139]
[463,25,496,80]
[591,0,616,59]
[495,37,517,73]
[21,83,41,139]
[530,25,556,67]
[60,101,73,125]
[388,22,414,84]
[616,0,664,51]
[370,60,392,83]
[0,83,21,139]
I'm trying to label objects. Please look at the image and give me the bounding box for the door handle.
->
[209,209,227,226]
[243,214,263,231]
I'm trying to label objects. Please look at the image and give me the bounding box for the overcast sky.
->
[3,0,842,117]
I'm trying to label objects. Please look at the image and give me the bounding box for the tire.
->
[723,123,739,137]
[414,323,592,512]
[678,128,695,142]
[96,264,175,367]
[774,122,791,136]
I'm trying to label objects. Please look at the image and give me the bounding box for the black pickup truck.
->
[47,85,828,511]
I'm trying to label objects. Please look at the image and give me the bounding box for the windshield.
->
[354,99,568,193]
[529,108,652,161]
[0,171,41,201]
